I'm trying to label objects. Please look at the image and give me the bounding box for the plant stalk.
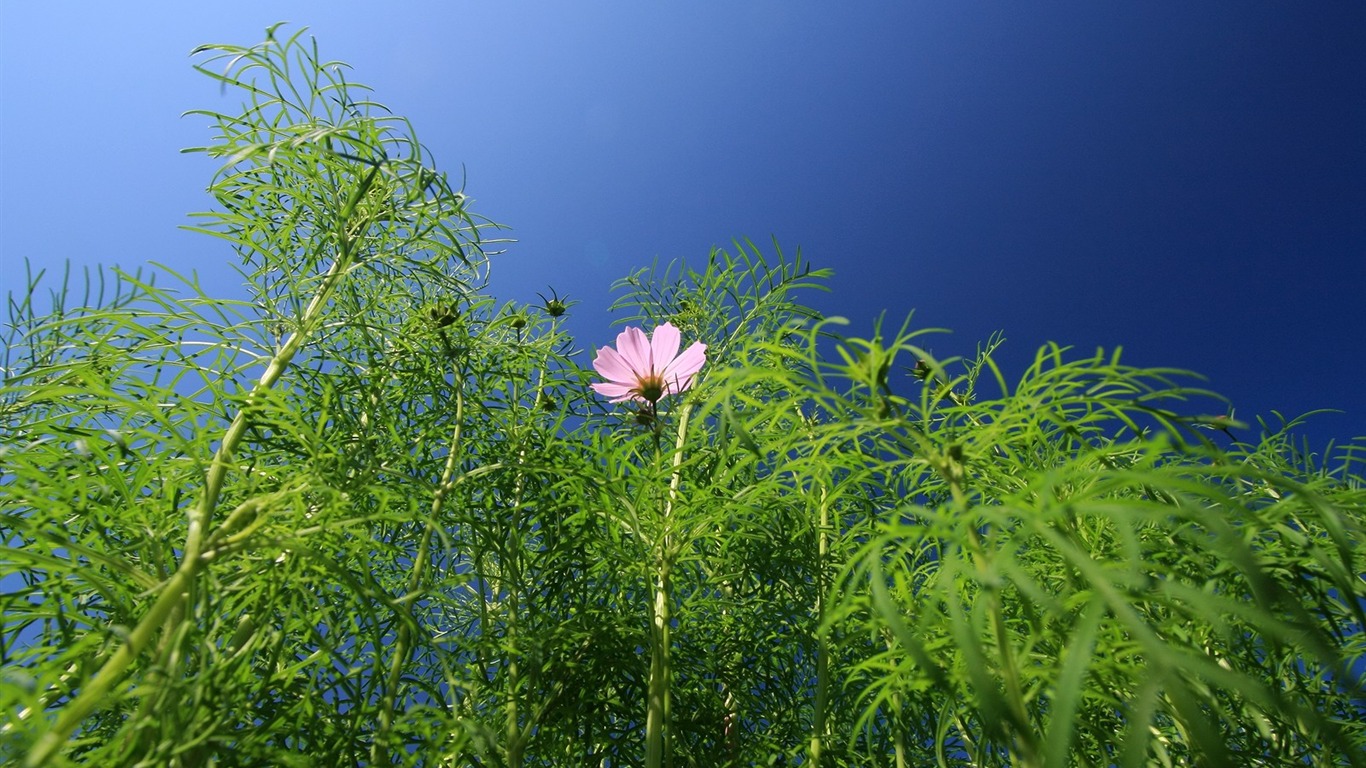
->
[645,404,691,768]
[24,169,377,766]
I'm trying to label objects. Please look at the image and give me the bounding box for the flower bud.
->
[537,288,572,318]
[427,303,458,328]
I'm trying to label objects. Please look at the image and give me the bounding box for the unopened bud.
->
[427,303,458,328]
[537,288,572,318]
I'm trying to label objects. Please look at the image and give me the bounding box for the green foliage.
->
[3,25,1364,768]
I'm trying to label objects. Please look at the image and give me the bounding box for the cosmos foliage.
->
[2,26,1363,768]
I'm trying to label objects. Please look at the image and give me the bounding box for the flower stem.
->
[645,561,673,768]
[645,404,691,768]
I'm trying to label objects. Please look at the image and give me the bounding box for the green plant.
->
[2,25,1362,768]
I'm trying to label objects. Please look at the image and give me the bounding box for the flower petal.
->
[614,326,652,375]
[649,323,682,375]
[660,341,707,393]
[592,345,637,385]
[592,381,643,403]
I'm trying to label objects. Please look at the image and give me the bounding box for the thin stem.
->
[645,403,691,768]
[892,690,908,768]
[809,487,832,767]
[372,382,464,764]
[645,563,672,768]
[503,316,559,764]
[945,445,1041,767]
[992,586,1041,768]
[25,166,379,766]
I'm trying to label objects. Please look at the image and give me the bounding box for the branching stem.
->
[373,380,464,764]
[25,162,381,768]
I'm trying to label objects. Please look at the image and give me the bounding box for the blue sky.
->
[2,2,1363,448]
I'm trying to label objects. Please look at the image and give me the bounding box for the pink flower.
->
[591,322,707,404]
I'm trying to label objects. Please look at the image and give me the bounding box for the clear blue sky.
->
[2,2,1363,448]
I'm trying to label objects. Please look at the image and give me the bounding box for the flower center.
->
[636,375,665,404]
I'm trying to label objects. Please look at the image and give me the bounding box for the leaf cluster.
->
[2,26,1363,768]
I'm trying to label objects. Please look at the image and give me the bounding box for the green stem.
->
[991,588,1041,768]
[945,446,1040,767]
[892,688,908,768]
[505,598,523,766]
[808,487,831,767]
[502,317,557,764]
[25,167,378,766]
[645,563,673,768]
[645,404,690,768]
[372,383,464,765]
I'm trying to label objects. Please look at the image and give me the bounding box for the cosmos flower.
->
[591,322,707,405]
